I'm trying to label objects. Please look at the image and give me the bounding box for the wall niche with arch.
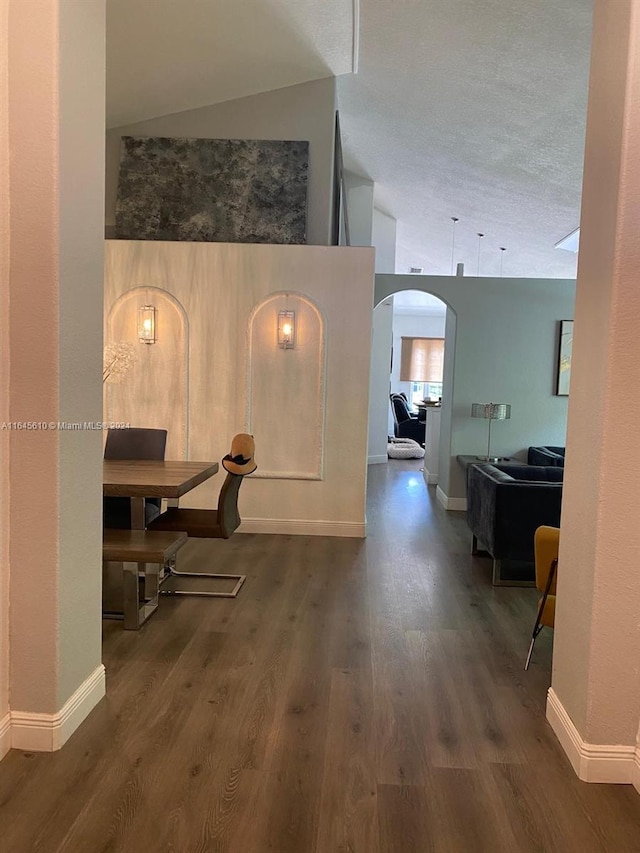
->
[105,286,189,459]
[247,292,326,479]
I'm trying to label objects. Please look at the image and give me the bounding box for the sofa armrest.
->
[493,482,563,560]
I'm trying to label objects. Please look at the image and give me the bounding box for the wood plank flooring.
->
[1,460,639,851]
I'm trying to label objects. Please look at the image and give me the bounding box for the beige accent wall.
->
[3,0,105,744]
[106,288,189,460]
[0,0,10,743]
[105,241,374,535]
[8,0,61,717]
[551,0,640,747]
[105,77,337,246]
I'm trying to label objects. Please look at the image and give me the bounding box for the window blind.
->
[400,337,444,382]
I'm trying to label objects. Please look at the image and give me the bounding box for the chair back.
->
[104,427,167,460]
[534,526,559,596]
[216,472,244,538]
[390,394,411,426]
[103,427,168,529]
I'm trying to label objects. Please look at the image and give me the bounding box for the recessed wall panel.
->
[247,293,325,479]
[105,286,189,459]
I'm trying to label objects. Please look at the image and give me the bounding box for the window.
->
[410,381,443,407]
[400,337,444,382]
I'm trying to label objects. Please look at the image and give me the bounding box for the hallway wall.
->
[375,273,576,506]
[105,240,375,536]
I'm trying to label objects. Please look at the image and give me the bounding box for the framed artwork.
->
[115,136,309,244]
[556,320,573,396]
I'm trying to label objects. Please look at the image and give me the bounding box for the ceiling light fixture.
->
[450,216,459,275]
[476,233,484,276]
[555,227,580,253]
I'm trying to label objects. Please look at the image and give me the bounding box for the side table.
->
[456,455,521,494]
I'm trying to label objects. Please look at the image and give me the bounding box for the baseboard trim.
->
[239,518,366,538]
[0,711,10,760]
[435,486,467,512]
[422,468,438,485]
[368,455,388,465]
[634,750,640,795]
[546,688,637,784]
[10,664,105,752]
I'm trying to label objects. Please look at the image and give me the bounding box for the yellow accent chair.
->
[524,525,559,670]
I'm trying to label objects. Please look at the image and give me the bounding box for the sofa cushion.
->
[490,463,564,483]
[527,446,565,466]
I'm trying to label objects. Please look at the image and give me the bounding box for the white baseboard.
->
[10,664,105,753]
[239,518,366,538]
[422,467,438,485]
[0,711,10,760]
[435,486,467,512]
[546,688,638,784]
[368,455,388,465]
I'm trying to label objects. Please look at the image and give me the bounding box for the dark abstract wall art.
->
[115,136,309,244]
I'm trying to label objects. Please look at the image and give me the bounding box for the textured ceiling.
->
[106,0,593,279]
[338,0,592,278]
[106,0,355,127]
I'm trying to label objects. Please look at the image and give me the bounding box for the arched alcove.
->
[105,286,189,459]
[247,292,326,479]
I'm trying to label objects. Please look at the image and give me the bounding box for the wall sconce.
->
[138,305,157,344]
[277,310,295,349]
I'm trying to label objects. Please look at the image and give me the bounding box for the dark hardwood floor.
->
[1,460,639,851]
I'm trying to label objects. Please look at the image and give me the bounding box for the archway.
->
[369,284,456,494]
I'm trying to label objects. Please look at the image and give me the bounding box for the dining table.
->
[103,459,219,529]
[102,459,220,628]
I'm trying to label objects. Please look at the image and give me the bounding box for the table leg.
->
[130,497,146,530]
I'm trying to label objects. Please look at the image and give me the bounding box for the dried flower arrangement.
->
[103,341,137,384]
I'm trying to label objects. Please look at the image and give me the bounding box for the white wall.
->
[3,0,105,756]
[376,274,576,505]
[372,208,397,273]
[368,299,394,463]
[389,308,446,434]
[344,170,374,246]
[366,209,397,463]
[105,241,375,536]
[105,78,337,246]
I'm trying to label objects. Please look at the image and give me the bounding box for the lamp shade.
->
[471,402,511,421]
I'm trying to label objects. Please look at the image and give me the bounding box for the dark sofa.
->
[466,463,563,585]
[527,445,565,466]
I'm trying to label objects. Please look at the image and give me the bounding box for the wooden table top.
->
[103,460,219,498]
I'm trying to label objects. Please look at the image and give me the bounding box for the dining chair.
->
[103,427,168,529]
[147,433,257,598]
[524,525,559,670]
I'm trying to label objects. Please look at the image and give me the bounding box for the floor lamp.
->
[471,402,511,462]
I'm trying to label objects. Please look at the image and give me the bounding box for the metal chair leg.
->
[524,636,536,671]
[160,562,246,598]
[524,559,557,669]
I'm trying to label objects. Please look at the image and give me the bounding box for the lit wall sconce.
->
[277,310,295,349]
[138,305,157,344]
